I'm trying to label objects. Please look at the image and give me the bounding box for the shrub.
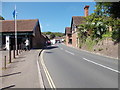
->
[112,30,120,43]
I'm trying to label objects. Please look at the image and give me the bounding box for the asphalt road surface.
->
[41,43,119,88]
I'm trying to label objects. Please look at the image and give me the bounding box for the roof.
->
[84,5,89,9]
[65,27,71,34]
[42,34,50,40]
[72,16,85,26]
[1,19,39,33]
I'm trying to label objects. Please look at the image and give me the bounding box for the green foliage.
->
[79,14,107,40]
[50,33,55,39]
[42,31,64,39]
[77,2,120,50]
[54,32,64,37]
[110,19,120,42]
[95,2,120,18]
[43,31,52,35]
[112,30,120,43]
[0,15,5,20]
[98,48,103,51]
[102,31,112,39]
[85,37,97,51]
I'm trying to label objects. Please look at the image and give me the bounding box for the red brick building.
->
[0,19,47,49]
[65,27,72,46]
[65,5,89,48]
[71,16,85,47]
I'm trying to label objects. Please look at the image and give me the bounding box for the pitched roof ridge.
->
[2,19,38,22]
[66,27,71,28]
[72,16,84,17]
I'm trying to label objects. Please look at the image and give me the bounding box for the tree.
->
[45,31,52,35]
[50,33,55,39]
[78,2,120,43]
[0,15,5,20]
[42,31,64,39]
[109,2,120,18]
[95,2,120,18]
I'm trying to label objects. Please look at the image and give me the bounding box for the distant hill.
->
[42,31,65,39]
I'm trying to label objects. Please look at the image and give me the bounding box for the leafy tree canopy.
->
[0,15,5,20]
[42,31,64,39]
[95,2,120,18]
[77,2,120,43]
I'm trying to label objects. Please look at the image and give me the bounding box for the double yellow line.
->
[40,50,56,89]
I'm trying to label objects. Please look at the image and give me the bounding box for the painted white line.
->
[41,51,56,88]
[83,58,120,73]
[64,43,118,60]
[65,50,75,55]
[37,59,44,88]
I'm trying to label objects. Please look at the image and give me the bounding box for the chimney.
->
[84,5,89,17]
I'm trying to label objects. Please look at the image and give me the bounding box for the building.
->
[51,37,64,44]
[71,16,85,47]
[65,27,72,46]
[65,5,89,48]
[0,19,47,50]
[41,34,50,45]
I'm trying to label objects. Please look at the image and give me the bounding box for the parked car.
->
[47,41,51,45]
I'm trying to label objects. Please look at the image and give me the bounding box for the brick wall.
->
[66,35,69,46]
[72,32,77,47]
[66,34,72,46]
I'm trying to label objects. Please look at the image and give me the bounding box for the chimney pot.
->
[84,5,89,17]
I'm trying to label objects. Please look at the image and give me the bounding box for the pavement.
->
[0,43,119,89]
[1,49,44,89]
[41,43,119,88]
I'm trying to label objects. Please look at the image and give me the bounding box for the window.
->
[68,39,72,44]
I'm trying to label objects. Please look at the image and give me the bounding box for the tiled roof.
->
[72,16,85,26]
[42,34,50,40]
[1,19,39,32]
[84,5,89,9]
[65,27,71,34]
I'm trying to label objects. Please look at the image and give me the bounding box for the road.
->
[40,43,118,88]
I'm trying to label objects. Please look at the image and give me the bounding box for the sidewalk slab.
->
[1,49,43,88]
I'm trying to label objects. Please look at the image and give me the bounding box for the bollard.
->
[13,45,15,58]
[20,44,22,53]
[21,44,22,53]
[4,56,7,69]
[20,44,22,52]
[19,44,21,53]
[16,48,18,55]
[19,44,21,54]
[18,45,19,54]
[9,46,11,63]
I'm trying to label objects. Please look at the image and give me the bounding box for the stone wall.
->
[80,38,119,59]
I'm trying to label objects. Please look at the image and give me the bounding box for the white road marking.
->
[37,59,44,88]
[65,50,75,55]
[40,51,56,89]
[83,58,120,73]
